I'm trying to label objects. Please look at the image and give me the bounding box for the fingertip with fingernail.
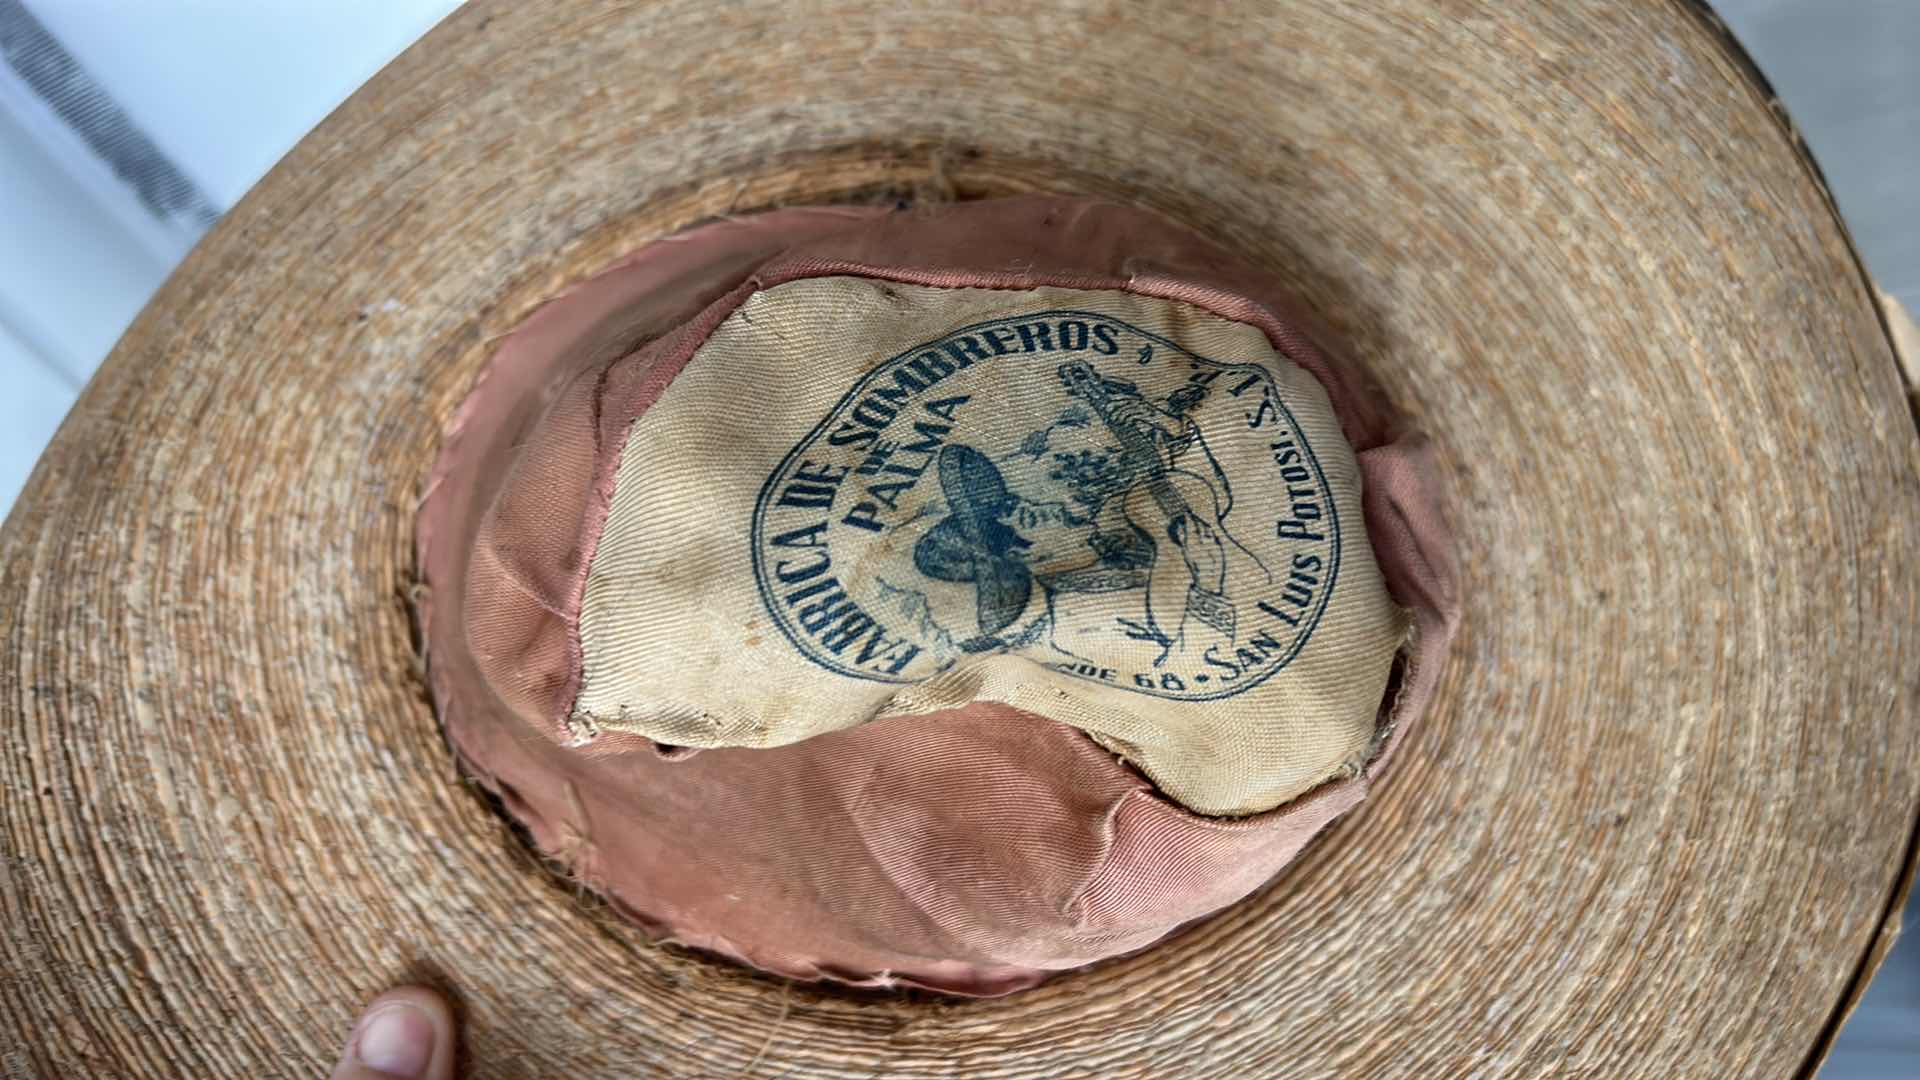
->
[334,986,454,1080]
[354,1002,436,1077]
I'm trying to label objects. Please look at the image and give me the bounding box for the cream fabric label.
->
[574,278,1406,815]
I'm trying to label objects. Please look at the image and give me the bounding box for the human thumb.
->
[331,985,457,1080]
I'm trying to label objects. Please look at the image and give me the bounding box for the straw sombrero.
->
[4,1,1916,1075]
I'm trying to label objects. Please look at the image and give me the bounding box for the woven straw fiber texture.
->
[2,1,1916,1076]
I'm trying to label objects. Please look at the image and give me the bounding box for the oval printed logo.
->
[750,310,1342,701]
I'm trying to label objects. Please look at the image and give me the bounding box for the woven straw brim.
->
[3,1,1916,1076]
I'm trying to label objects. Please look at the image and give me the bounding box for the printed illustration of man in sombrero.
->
[906,361,1269,669]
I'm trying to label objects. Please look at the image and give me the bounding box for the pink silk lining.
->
[417,196,1459,996]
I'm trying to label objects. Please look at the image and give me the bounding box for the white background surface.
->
[25,0,459,210]
[0,2,1912,1072]
[1,0,458,508]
